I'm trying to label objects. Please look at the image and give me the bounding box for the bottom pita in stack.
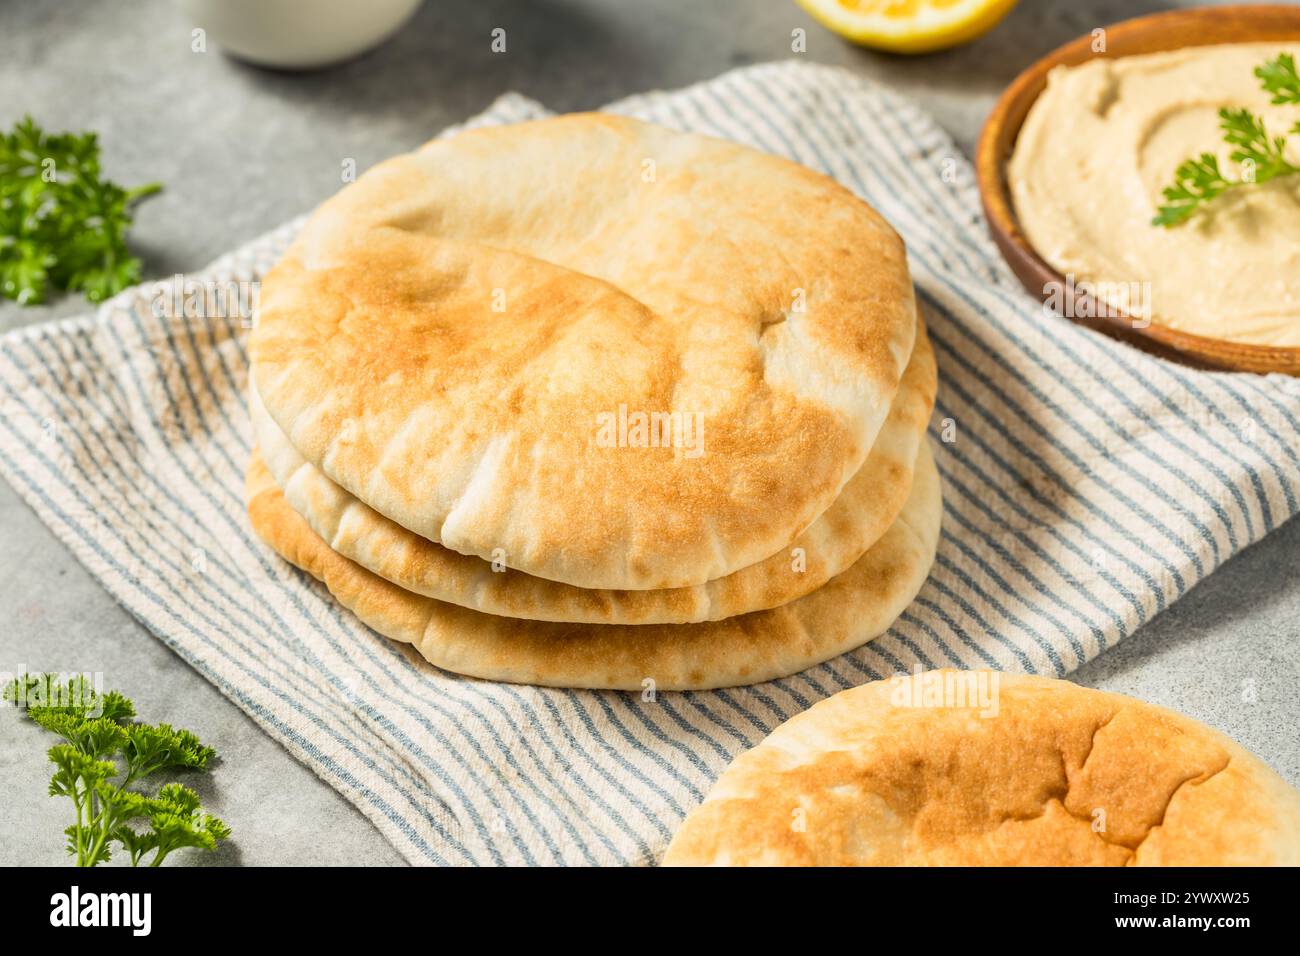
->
[245,440,941,690]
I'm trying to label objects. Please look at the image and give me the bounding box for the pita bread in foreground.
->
[250,113,917,591]
[663,672,1300,866]
[245,441,942,690]
[251,322,936,625]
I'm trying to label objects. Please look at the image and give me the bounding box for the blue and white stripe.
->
[1,62,1297,865]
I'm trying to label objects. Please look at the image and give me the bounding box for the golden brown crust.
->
[250,114,917,590]
[251,322,936,624]
[663,672,1300,866]
[244,442,941,690]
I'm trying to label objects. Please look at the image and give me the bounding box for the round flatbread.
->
[250,113,917,591]
[250,322,935,625]
[664,672,1300,866]
[245,441,941,690]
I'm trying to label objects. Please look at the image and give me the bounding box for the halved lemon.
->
[796,0,1020,54]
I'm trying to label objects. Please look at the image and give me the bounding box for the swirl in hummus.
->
[1009,42,1300,348]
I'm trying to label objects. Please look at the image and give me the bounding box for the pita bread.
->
[245,441,941,690]
[250,113,917,591]
[250,322,936,625]
[663,672,1300,866]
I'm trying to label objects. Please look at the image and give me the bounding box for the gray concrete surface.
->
[1,0,1297,866]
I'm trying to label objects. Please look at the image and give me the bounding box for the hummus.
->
[1009,42,1300,348]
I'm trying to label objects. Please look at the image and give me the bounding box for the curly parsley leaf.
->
[1219,106,1297,179]
[138,783,233,866]
[124,723,217,784]
[0,117,160,305]
[1256,51,1300,105]
[1154,54,1300,227]
[1152,152,1234,227]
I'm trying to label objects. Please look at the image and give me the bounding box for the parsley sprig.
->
[4,674,230,867]
[1153,53,1300,227]
[0,117,161,305]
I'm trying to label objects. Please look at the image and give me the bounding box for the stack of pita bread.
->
[245,114,941,690]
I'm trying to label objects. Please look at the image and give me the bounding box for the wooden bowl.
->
[975,5,1300,375]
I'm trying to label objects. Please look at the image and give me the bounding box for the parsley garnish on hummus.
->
[1154,53,1300,227]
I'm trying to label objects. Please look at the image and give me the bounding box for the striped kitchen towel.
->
[2,61,1298,866]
